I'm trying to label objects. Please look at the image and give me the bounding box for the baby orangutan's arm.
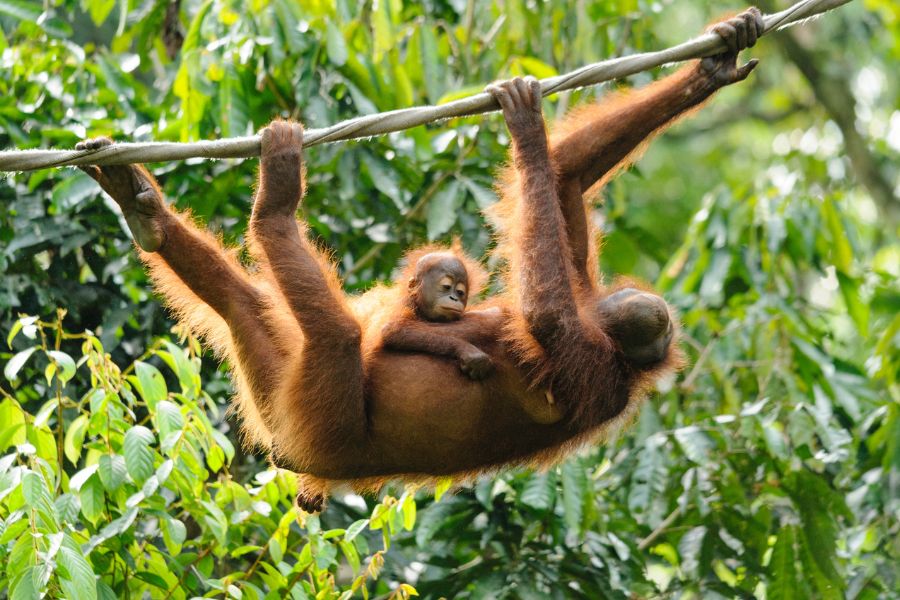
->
[382,322,494,381]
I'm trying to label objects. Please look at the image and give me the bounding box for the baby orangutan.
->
[381,251,494,380]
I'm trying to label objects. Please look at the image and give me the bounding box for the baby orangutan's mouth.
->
[434,305,463,321]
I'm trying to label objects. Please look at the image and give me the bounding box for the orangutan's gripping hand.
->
[459,346,494,381]
[485,76,546,145]
[76,137,167,252]
[253,120,305,220]
[701,7,764,87]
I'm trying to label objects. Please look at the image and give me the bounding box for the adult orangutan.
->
[77,8,764,509]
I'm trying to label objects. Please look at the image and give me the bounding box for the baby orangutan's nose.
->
[599,289,673,365]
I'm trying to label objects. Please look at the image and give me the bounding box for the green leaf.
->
[160,341,199,396]
[79,473,105,524]
[50,173,98,212]
[54,493,79,523]
[97,454,126,492]
[58,536,98,600]
[418,26,442,102]
[0,398,27,448]
[133,571,168,589]
[426,178,461,240]
[786,471,844,592]
[313,541,337,571]
[434,477,452,502]
[6,316,37,348]
[37,14,72,37]
[414,499,464,547]
[461,177,497,210]
[21,471,45,506]
[133,361,167,409]
[218,64,249,140]
[9,565,37,600]
[400,493,416,531]
[435,85,485,105]
[211,429,235,464]
[836,271,868,334]
[678,526,707,578]
[520,472,555,510]
[326,19,348,66]
[0,518,29,544]
[123,426,155,483]
[339,540,360,573]
[0,0,41,22]
[513,56,558,79]
[86,0,115,25]
[45,350,76,383]
[154,401,184,440]
[181,0,213,52]
[673,426,713,463]
[63,414,88,465]
[161,516,186,555]
[8,532,35,582]
[560,461,586,534]
[269,536,283,563]
[820,197,852,272]
[371,0,393,61]
[96,581,117,600]
[769,525,801,600]
[4,347,37,381]
[361,152,401,206]
[206,444,224,472]
[344,519,369,542]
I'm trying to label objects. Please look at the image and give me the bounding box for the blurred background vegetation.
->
[0,0,898,597]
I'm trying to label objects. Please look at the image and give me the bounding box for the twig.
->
[638,505,684,551]
[162,546,212,600]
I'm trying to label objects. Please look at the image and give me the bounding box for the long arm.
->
[486,78,581,350]
[76,143,284,437]
[551,66,724,192]
[247,122,369,454]
[488,77,634,427]
[382,321,494,379]
[383,323,472,359]
[551,8,765,288]
[248,123,362,348]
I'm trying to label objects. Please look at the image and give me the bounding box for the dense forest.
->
[0,0,897,598]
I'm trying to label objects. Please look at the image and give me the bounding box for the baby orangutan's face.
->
[411,253,469,322]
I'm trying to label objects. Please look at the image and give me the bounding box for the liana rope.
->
[0,0,852,172]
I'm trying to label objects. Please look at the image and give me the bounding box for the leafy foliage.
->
[0,313,418,598]
[1,0,898,598]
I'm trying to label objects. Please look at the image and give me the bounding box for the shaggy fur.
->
[105,33,756,510]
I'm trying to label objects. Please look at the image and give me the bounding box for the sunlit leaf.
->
[123,426,155,483]
[326,19,348,66]
[63,414,88,465]
[426,178,461,240]
[4,347,37,381]
[132,361,167,409]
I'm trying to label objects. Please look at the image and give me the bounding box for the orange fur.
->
[125,53,746,510]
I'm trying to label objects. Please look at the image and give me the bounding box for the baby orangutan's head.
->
[408,253,470,322]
